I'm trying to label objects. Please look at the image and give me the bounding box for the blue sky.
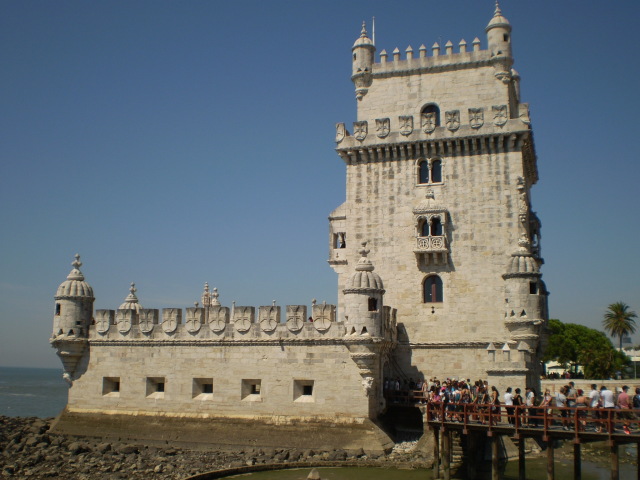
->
[1,1,639,368]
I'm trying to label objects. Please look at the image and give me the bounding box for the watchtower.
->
[329,4,548,389]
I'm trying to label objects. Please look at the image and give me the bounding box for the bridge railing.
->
[416,400,640,440]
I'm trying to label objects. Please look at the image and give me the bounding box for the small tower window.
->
[529,282,538,295]
[423,275,443,303]
[431,160,442,183]
[368,297,378,312]
[430,217,443,236]
[503,34,509,42]
[419,161,429,184]
[420,220,430,237]
[55,304,61,316]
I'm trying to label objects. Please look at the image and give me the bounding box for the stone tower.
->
[329,5,548,389]
[50,254,94,384]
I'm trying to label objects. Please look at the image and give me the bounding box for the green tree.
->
[603,302,638,350]
[543,319,629,379]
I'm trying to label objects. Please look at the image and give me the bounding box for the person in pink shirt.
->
[617,385,633,434]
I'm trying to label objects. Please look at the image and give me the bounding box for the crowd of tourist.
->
[383,377,640,434]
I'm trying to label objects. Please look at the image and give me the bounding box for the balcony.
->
[414,236,448,265]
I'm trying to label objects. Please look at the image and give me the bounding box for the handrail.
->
[384,392,640,438]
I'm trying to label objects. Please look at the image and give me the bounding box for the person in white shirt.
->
[504,387,514,425]
[599,385,615,433]
[589,384,602,431]
[556,386,569,430]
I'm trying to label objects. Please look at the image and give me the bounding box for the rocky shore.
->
[0,417,428,479]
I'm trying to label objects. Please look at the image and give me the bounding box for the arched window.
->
[431,160,442,183]
[418,161,429,184]
[430,217,443,236]
[423,275,443,303]
[420,220,430,237]
[421,103,441,126]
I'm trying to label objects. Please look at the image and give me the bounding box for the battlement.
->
[374,38,493,76]
[91,301,348,342]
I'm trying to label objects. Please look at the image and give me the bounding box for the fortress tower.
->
[329,4,548,389]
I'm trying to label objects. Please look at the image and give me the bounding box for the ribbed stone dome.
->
[352,23,374,48]
[55,254,94,299]
[346,243,384,291]
[486,3,511,31]
[119,282,143,312]
[507,254,540,275]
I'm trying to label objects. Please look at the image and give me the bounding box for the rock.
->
[116,444,139,455]
[328,449,347,461]
[154,464,164,473]
[68,442,90,455]
[97,442,112,454]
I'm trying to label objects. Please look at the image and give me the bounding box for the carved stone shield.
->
[399,116,413,136]
[185,316,201,334]
[259,305,280,333]
[116,310,133,334]
[95,311,112,334]
[287,316,304,332]
[421,113,436,133]
[445,110,460,131]
[468,108,484,129]
[375,118,390,138]
[353,121,368,141]
[208,306,229,333]
[492,105,507,126]
[335,122,346,143]
[139,309,158,334]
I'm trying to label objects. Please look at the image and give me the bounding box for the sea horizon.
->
[0,366,68,418]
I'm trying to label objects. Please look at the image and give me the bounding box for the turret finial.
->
[360,21,367,37]
[211,287,220,306]
[355,242,375,272]
[66,254,85,281]
[494,0,502,16]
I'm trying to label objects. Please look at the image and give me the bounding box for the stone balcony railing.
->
[415,236,447,251]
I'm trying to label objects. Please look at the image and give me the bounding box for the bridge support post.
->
[573,443,581,480]
[547,440,554,480]
[518,437,525,480]
[433,428,440,479]
[442,429,451,480]
[467,431,477,480]
[610,440,618,480]
[491,435,499,480]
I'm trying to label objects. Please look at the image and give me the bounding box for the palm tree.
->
[603,302,638,350]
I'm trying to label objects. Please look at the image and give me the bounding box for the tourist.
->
[600,385,615,433]
[555,386,569,430]
[512,388,523,426]
[525,387,538,427]
[575,389,589,430]
[589,384,602,432]
[540,389,553,429]
[504,387,514,425]
[617,385,633,434]
[490,386,501,425]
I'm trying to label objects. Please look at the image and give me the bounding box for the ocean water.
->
[0,366,68,418]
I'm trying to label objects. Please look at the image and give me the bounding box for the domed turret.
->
[352,22,375,100]
[51,254,94,384]
[119,282,143,312]
[53,254,94,338]
[343,243,385,336]
[486,2,513,82]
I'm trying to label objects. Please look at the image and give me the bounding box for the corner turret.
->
[51,254,94,384]
[343,242,385,336]
[352,22,375,101]
[486,1,513,83]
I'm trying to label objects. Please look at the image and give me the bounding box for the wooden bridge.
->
[389,394,640,480]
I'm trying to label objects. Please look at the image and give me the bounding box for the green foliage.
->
[603,302,638,350]
[544,319,629,379]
